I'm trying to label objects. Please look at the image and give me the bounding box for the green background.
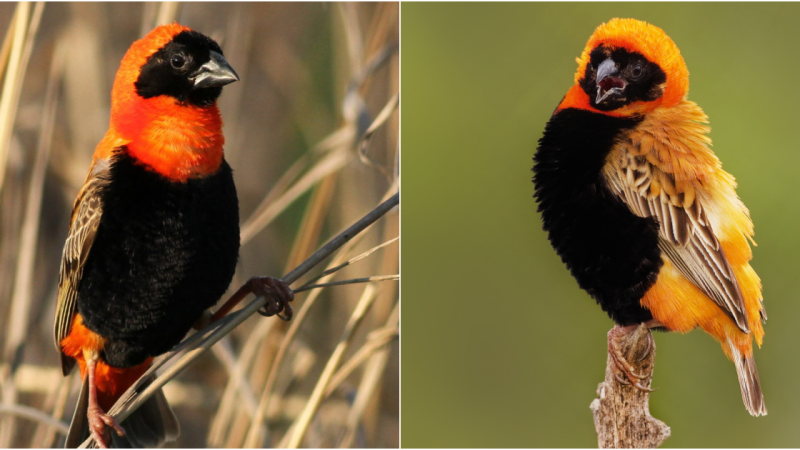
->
[403,3,800,447]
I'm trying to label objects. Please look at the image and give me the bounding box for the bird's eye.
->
[631,64,643,78]
[170,54,186,69]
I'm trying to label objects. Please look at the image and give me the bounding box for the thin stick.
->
[294,275,398,293]
[358,92,398,178]
[299,237,398,289]
[283,193,398,284]
[0,404,69,435]
[324,324,398,398]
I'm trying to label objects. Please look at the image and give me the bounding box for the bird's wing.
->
[601,100,752,333]
[54,158,109,375]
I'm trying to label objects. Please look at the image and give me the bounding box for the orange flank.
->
[641,259,761,360]
[60,314,152,411]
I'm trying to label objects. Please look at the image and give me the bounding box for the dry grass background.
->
[0,2,399,448]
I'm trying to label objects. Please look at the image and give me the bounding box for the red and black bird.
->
[55,24,292,447]
[532,19,766,415]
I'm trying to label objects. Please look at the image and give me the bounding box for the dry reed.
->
[0,2,398,447]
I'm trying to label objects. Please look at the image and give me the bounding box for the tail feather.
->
[731,346,767,417]
[65,375,179,448]
[65,375,90,448]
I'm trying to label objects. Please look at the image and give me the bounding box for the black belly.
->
[78,148,240,367]
[533,108,662,326]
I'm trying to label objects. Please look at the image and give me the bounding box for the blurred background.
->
[0,2,397,448]
[403,3,800,448]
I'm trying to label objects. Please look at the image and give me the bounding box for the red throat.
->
[113,94,225,182]
[104,23,226,182]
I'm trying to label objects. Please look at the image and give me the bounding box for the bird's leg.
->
[210,276,295,322]
[607,323,657,392]
[84,351,125,449]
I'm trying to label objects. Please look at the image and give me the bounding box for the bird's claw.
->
[87,405,125,448]
[637,332,654,362]
[250,276,295,321]
[613,372,630,385]
[608,325,654,392]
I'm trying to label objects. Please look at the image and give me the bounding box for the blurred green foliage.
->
[402,3,800,447]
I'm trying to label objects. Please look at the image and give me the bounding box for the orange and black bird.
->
[55,24,293,447]
[532,18,766,415]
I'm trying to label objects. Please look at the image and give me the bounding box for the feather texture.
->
[601,100,754,333]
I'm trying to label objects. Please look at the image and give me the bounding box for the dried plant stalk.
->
[282,282,381,448]
[338,301,398,448]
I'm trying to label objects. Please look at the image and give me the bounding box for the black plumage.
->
[77,148,240,367]
[532,108,662,325]
[135,30,226,106]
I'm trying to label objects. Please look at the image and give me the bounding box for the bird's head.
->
[113,23,238,109]
[560,18,689,117]
[109,23,239,141]
[103,23,239,181]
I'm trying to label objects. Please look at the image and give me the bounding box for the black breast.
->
[532,108,662,326]
[78,148,240,367]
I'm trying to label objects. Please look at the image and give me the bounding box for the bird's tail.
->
[65,375,179,448]
[730,344,767,417]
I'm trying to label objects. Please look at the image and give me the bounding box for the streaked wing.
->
[54,159,109,375]
[603,132,750,333]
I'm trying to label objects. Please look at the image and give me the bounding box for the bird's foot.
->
[250,276,295,321]
[87,404,125,449]
[607,324,655,392]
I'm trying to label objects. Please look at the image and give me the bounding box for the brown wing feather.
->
[604,136,750,333]
[54,159,109,375]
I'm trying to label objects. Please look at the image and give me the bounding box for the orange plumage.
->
[61,315,152,411]
[533,18,766,415]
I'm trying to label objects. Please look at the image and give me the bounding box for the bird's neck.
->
[109,96,225,182]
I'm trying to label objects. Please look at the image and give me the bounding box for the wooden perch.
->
[590,324,670,448]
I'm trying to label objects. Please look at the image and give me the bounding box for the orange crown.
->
[575,18,689,109]
[109,23,192,135]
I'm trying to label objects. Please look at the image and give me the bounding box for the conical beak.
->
[595,58,626,104]
[191,51,239,89]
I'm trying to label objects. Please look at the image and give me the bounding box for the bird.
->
[55,23,294,448]
[532,18,766,416]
